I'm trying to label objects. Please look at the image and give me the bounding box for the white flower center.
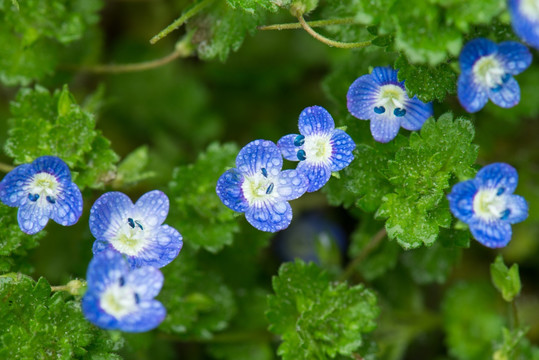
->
[110,218,150,256]
[241,170,278,206]
[374,84,408,117]
[302,134,333,165]
[26,172,61,206]
[473,188,508,221]
[520,0,539,22]
[473,55,506,89]
[100,282,138,319]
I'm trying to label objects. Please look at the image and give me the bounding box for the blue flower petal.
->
[275,169,309,200]
[17,203,51,235]
[82,293,119,330]
[370,115,401,143]
[50,182,82,226]
[497,41,532,75]
[0,163,33,207]
[128,224,183,268]
[505,195,528,224]
[508,0,539,49]
[459,38,498,73]
[457,72,489,113]
[216,168,249,213]
[86,250,129,294]
[115,300,166,332]
[328,129,355,172]
[447,179,479,223]
[475,163,519,193]
[32,156,73,183]
[245,200,292,232]
[277,134,302,161]
[370,66,400,86]
[400,98,433,131]
[347,74,380,120]
[488,76,520,108]
[298,106,335,136]
[469,218,512,248]
[235,140,283,177]
[134,190,169,228]
[90,192,133,240]
[126,266,164,300]
[297,161,332,192]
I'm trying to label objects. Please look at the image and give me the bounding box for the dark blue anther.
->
[394,108,406,117]
[297,149,306,161]
[128,218,135,228]
[491,84,502,93]
[134,293,140,304]
[497,187,505,196]
[500,209,511,220]
[119,276,125,286]
[374,106,385,114]
[502,73,511,83]
[294,135,305,147]
[135,220,144,230]
[46,196,56,204]
[266,183,274,195]
[28,193,39,202]
[261,168,268,178]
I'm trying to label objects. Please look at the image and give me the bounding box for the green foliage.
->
[168,142,240,253]
[490,255,521,302]
[0,273,122,359]
[494,327,539,360]
[4,85,119,189]
[267,260,379,360]
[0,0,103,86]
[112,146,155,188]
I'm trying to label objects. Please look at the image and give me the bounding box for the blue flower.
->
[509,0,539,49]
[347,66,433,143]
[448,163,528,248]
[216,139,309,232]
[90,190,183,268]
[277,106,356,192]
[0,156,83,234]
[457,38,532,113]
[82,250,166,332]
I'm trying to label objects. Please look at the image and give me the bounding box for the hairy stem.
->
[338,228,387,282]
[76,50,183,74]
[258,17,356,31]
[296,14,371,49]
[0,162,14,172]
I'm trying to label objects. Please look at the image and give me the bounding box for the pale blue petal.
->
[508,0,539,49]
[86,250,129,294]
[328,129,355,172]
[469,218,512,248]
[235,140,282,177]
[50,182,83,226]
[370,66,400,86]
[400,98,433,131]
[17,202,51,235]
[298,106,335,136]
[488,76,520,108]
[216,168,249,213]
[277,134,301,161]
[32,156,72,183]
[125,266,164,300]
[297,161,332,193]
[370,115,401,143]
[457,72,489,113]
[504,195,528,224]
[275,169,309,201]
[116,300,166,332]
[134,190,169,228]
[447,179,479,223]
[476,163,519,193]
[90,192,133,240]
[82,293,118,330]
[245,200,292,232]
[459,38,498,73]
[128,224,183,268]
[0,163,33,207]
[497,41,532,75]
[347,74,381,120]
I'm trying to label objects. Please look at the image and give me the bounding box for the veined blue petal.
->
[32,156,73,183]
[50,182,83,226]
[508,0,539,49]
[275,169,309,201]
[297,161,332,193]
[459,38,498,73]
[504,194,528,224]
[0,163,33,207]
[235,140,283,177]
[298,106,335,136]
[245,200,292,232]
[447,179,479,223]
[216,168,249,213]
[476,163,519,193]
[277,134,302,161]
[488,76,520,108]
[17,202,51,235]
[457,72,489,113]
[347,74,380,120]
[82,293,119,330]
[469,218,512,248]
[497,41,532,75]
[134,190,169,228]
[86,250,129,294]
[370,66,400,86]
[128,224,183,268]
[125,266,164,300]
[115,300,166,332]
[90,192,133,240]
[328,129,355,172]
[400,98,433,131]
[370,115,401,143]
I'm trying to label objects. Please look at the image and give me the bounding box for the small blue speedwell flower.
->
[0,155,82,234]
[277,106,356,192]
[448,163,528,248]
[509,0,539,49]
[347,66,433,143]
[82,250,166,332]
[457,38,532,113]
[90,190,183,268]
[216,139,309,232]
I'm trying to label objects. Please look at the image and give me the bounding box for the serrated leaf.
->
[112,145,155,188]
[490,255,521,302]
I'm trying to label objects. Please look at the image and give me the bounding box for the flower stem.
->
[0,162,14,172]
[338,228,386,282]
[510,300,520,329]
[257,17,356,31]
[296,14,371,49]
[149,0,213,44]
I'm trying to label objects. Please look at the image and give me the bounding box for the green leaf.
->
[4,85,119,189]
[0,273,123,358]
[112,145,155,188]
[493,327,535,360]
[168,142,241,253]
[267,260,379,360]
[490,255,522,302]
[227,0,277,12]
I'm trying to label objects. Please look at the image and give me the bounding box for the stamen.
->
[497,187,505,196]
[502,73,510,83]
[135,220,144,230]
[500,209,511,220]
[261,168,268,178]
[46,196,56,204]
[119,276,125,286]
[127,218,135,228]
[266,183,274,194]
[393,108,406,117]
[374,106,385,114]
[297,149,306,161]
[28,193,40,202]
[294,135,305,147]
[134,293,140,304]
